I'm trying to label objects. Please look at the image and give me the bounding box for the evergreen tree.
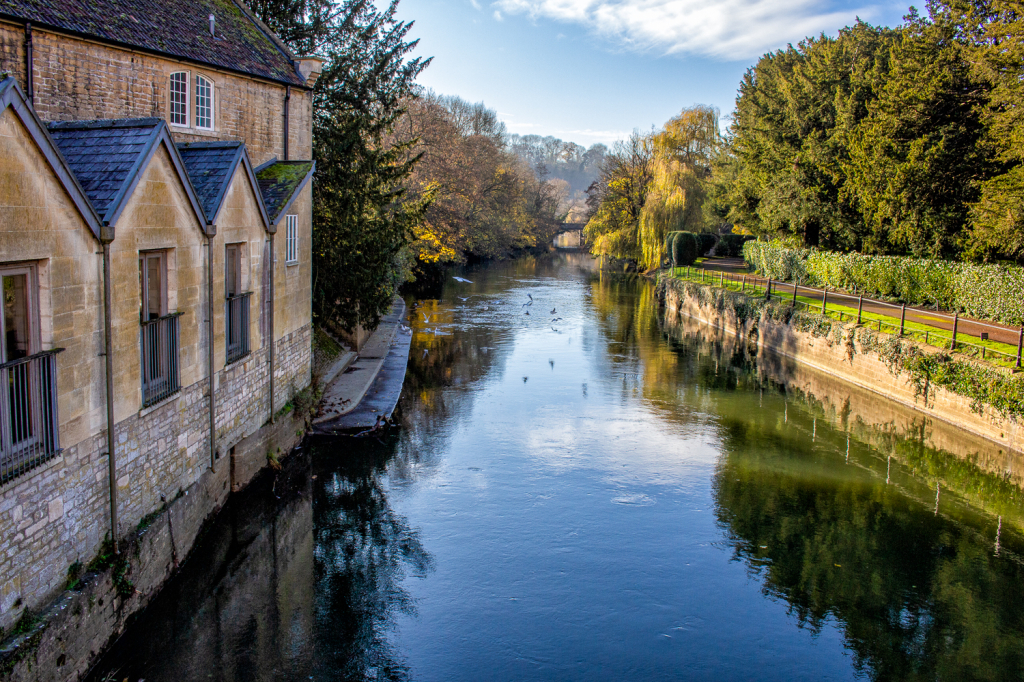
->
[251,0,432,332]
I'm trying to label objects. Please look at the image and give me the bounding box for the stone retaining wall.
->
[661,282,1023,456]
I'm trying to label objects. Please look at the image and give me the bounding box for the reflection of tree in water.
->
[713,422,1024,681]
[312,436,434,681]
[588,276,1024,679]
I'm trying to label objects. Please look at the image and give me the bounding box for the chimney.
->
[209,14,215,37]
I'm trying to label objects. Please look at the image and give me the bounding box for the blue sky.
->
[396,0,911,147]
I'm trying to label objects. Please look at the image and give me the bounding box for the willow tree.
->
[583,130,654,261]
[638,106,719,270]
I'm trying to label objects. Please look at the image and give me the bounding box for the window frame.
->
[225,244,241,297]
[194,74,214,130]
[285,215,299,265]
[139,250,169,321]
[169,71,189,128]
[0,263,40,362]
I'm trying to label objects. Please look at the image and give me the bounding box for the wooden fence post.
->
[857,296,863,325]
[1016,326,1022,369]
[900,303,906,336]
[951,312,959,350]
[766,279,772,300]
[742,276,746,294]
[821,288,828,315]
[792,280,798,307]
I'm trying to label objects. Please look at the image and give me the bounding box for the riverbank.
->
[658,277,1024,455]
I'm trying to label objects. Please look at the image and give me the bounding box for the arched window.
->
[195,75,214,130]
[169,72,188,126]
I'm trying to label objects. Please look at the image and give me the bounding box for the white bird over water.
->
[453,276,473,283]
[422,312,431,323]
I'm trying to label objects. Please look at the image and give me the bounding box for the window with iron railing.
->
[225,293,251,364]
[1,266,61,482]
[225,244,251,364]
[140,251,181,406]
[1,349,62,483]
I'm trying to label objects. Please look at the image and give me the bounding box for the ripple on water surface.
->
[89,253,1024,682]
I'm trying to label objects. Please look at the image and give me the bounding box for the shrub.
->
[742,240,1024,325]
[672,232,699,266]
[665,231,680,266]
[716,234,755,257]
[695,233,717,256]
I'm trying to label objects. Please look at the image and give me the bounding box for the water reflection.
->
[90,256,1024,681]
[311,436,434,681]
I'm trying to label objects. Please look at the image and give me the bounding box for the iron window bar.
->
[0,348,63,484]
[226,292,252,365]
[141,312,183,407]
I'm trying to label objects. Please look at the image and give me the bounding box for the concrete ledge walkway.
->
[312,297,412,433]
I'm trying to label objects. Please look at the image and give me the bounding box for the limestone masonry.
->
[0,0,321,658]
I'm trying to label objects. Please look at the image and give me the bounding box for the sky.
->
[395,0,911,148]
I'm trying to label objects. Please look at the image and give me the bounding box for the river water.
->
[90,254,1024,681]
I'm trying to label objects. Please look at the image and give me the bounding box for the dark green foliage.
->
[695,233,717,256]
[671,232,698,266]
[719,10,1001,260]
[251,0,431,333]
[664,231,679,265]
[716,234,755,257]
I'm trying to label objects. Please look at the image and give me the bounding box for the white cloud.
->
[491,0,876,60]
[470,0,482,9]
[494,9,504,20]
[505,120,631,145]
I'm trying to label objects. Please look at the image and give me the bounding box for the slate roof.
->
[177,141,243,220]
[0,0,305,87]
[255,160,314,224]
[47,118,164,221]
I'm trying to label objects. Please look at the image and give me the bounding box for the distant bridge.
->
[553,222,586,249]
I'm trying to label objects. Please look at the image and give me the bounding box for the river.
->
[89,254,1024,681]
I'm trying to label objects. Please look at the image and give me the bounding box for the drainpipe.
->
[207,234,216,471]
[269,233,276,423]
[24,22,33,103]
[283,86,291,161]
[101,241,118,554]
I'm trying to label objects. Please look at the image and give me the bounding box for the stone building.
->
[0,0,320,631]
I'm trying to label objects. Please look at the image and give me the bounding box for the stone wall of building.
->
[0,20,314,165]
[0,10,316,643]
[273,184,313,341]
[3,411,308,682]
[0,127,313,633]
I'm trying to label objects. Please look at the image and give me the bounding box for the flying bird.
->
[422,312,431,323]
[528,293,533,301]
[453,276,473,283]
[550,308,556,315]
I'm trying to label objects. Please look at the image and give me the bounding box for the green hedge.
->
[665,232,679,266]
[696,233,717,256]
[716,234,755,258]
[743,240,1024,325]
[669,231,698,266]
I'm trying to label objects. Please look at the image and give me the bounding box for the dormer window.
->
[169,72,188,126]
[195,75,214,130]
